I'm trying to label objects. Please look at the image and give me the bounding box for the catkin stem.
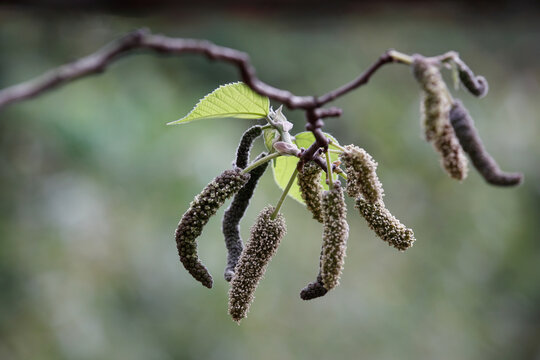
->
[242,152,281,174]
[272,167,299,220]
[388,50,414,65]
[328,149,343,154]
[325,150,334,188]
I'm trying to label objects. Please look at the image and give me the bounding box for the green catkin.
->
[450,100,523,186]
[320,181,349,291]
[297,161,324,223]
[413,55,469,180]
[355,198,415,251]
[228,206,286,323]
[235,125,262,169]
[433,122,469,180]
[175,168,250,288]
[222,153,269,282]
[412,55,451,142]
[339,145,384,203]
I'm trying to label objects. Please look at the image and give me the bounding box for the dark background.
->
[1,3,539,360]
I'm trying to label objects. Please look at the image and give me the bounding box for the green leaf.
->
[272,131,342,204]
[167,82,270,125]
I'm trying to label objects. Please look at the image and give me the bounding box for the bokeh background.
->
[1,3,539,360]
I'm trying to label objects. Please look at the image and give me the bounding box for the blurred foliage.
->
[0,6,539,360]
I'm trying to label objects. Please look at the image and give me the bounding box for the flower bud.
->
[320,181,349,291]
[235,125,262,169]
[297,161,324,223]
[175,168,250,288]
[412,55,451,142]
[339,145,384,203]
[222,153,269,282]
[450,100,523,186]
[228,206,286,322]
[355,198,415,251]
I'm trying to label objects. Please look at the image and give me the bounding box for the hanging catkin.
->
[228,206,286,322]
[450,99,522,186]
[297,161,324,223]
[413,55,469,180]
[320,182,349,290]
[222,153,269,282]
[175,168,250,288]
[355,198,415,251]
[413,55,451,142]
[339,145,384,203]
[433,122,469,180]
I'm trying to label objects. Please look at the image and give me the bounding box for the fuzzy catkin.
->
[433,122,469,180]
[228,206,286,323]
[235,125,262,169]
[222,153,269,282]
[339,145,384,203]
[355,198,415,251]
[450,100,523,186]
[413,55,451,142]
[175,168,250,288]
[320,182,349,291]
[297,161,324,223]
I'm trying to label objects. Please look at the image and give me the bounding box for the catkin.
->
[450,100,523,186]
[235,125,262,169]
[355,198,415,251]
[339,145,384,203]
[297,161,324,223]
[222,153,269,282]
[455,58,489,98]
[413,55,469,180]
[433,122,469,180]
[320,182,349,291]
[413,55,452,142]
[228,206,286,323]
[175,168,250,288]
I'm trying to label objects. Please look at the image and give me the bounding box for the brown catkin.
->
[433,123,469,180]
[228,206,286,323]
[450,99,523,186]
[175,168,250,288]
[454,58,489,98]
[339,145,384,203]
[412,55,451,142]
[355,198,415,251]
[320,182,349,291]
[297,161,324,223]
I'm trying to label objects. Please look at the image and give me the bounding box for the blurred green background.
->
[1,4,539,360]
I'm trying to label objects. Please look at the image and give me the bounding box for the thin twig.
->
[0,28,397,112]
[0,29,401,168]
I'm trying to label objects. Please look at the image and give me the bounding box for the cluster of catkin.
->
[175,125,289,322]
[412,55,522,186]
[299,145,415,301]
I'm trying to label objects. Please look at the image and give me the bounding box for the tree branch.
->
[0,28,396,112]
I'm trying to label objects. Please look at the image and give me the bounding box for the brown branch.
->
[0,28,396,112]
[0,28,400,171]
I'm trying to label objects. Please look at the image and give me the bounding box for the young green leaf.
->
[272,131,341,204]
[168,82,270,125]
